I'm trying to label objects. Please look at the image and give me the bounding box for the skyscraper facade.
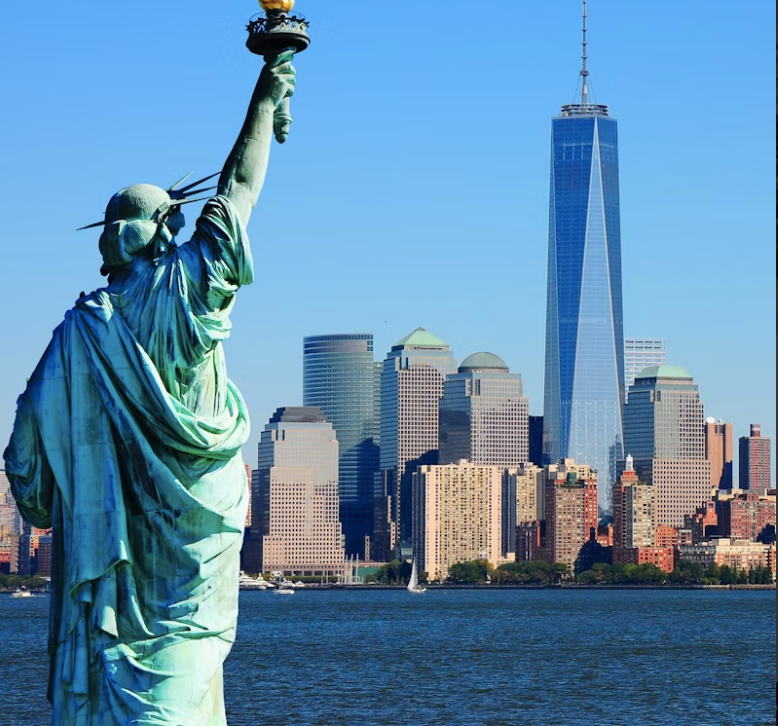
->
[303,334,381,556]
[439,352,528,467]
[704,418,734,490]
[739,424,772,495]
[624,340,666,395]
[622,366,712,528]
[253,407,344,576]
[376,328,457,555]
[543,32,625,511]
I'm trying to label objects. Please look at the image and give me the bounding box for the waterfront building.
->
[542,11,625,511]
[0,470,21,535]
[715,490,776,542]
[252,407,344,576]
[412,462,504,582]
[623,366,712,528]
[528,415,544,467]
[739,424,772,495]
[544,459,599,573]
[678,539,776,579]
[439,352,528,467]
[611,456,673,571]
[502,464,545,558]
[376,328,457,557]
[704,419,734,490]
[624,340,666,396]
[303,333,381,556]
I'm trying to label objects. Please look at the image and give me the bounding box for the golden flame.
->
[259,0,295,11]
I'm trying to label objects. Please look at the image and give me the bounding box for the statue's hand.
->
[259,50,296,109]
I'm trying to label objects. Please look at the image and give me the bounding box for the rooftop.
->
[269,407,327,424]
[392,327,449,351]
[635,365,693,381]
[458,352,509,373]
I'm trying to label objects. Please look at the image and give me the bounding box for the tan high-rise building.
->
[612,458,655,550]
[623,366,712,528]
[376,328,457,555]
[739,424,772,495]
[704,419,734,490]
[412,462,503,582]
[502,464,545,557]
[253,407,345,576]
[439,352,529,467]
[544,459,598,573]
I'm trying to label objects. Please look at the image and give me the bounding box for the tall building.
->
[624,339,666,395]
[303,334,381,556]
[376,328,457,556]
[543,8,624,511]
[622,366,712,528]
[412,462,504,582]
[439,352,528,467]
[544,459,599,573]
[739,424,772,495]
[252,407,344,576]
[528,415,544,467]
[503,464,545,557]
[704,418,734,490]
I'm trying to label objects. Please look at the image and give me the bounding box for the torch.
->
[246,0,310,144]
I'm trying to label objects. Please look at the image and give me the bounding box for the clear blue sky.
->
[0,1,775,475]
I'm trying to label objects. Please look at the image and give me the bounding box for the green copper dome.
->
[636,365,693,380]
[392,327,449,350]
[458,352,509,373]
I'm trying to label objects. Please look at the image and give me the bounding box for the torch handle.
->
[266,48,296,144]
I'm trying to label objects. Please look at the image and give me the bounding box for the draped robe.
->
[4,196,251,726]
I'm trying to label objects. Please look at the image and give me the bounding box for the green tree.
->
[446,560,494,584]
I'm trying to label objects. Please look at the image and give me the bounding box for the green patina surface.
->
[3,50,297,726]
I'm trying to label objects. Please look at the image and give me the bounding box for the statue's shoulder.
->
[70,289,115,324]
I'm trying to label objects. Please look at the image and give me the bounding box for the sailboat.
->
[407,559,426,594]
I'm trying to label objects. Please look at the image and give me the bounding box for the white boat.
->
[407,559,426,594]
[273,586,294,595]
[12,587,32,599]
[238,571,268,590]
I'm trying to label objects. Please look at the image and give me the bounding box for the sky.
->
[0,1,775,475]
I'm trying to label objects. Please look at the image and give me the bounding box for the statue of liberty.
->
[3,40,296,725]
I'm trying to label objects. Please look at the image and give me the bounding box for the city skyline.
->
[0,2,774,481]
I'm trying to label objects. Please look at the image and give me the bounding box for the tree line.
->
[365,559,774,586]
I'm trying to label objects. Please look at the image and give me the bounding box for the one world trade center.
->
[543,2,625,512]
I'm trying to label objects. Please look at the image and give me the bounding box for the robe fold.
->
[4,196,251,726]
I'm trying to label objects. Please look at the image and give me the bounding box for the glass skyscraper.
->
[303,334,381,557]
[543,63,625,512]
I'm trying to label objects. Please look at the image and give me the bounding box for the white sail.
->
[407,559,418,591]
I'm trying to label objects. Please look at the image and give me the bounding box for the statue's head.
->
[98,184,186,276]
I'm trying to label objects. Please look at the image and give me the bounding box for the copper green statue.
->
[2,13,299,724]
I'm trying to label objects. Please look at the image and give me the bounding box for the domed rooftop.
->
[458,352,509,373]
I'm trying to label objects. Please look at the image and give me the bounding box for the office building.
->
[544,459,599,573]
[704,419,734,490]
[624,340,666,395]
[252,407,344,576]
[439,352,528,467]
[739,424,772,495]
[412,462,504,582]
[543,11,625,511]
[376,328,457,556]
[303,333,381,556]
[623,366,712,528]
[528,415,544,467]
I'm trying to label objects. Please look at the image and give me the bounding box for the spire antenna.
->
[581,0,589,105]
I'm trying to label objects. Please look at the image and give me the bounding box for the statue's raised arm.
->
[218,50,296,229]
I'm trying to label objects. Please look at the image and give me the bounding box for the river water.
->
[1,589,774,725]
